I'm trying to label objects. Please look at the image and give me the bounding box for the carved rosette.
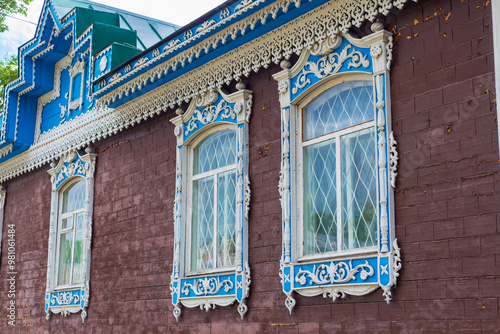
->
[45,150,96,323]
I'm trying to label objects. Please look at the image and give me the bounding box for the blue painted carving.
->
[54,154,87,189]
[379,256,390,286]
[294,258,378,288]
[94,49,112,79]
[291,39,372,101]
[46,289,84,309]
[184,94,238,141]
[181,274,236,298]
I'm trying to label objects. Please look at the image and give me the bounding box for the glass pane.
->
[303,139,337,255]
[72,213,85,284]
[62,217,72,230]
[71,73,82,101]
[217,170,236,268]
[304,81,374,140]
[62,180,86,213]
[149,21,177,39]
[341,127,377,250]
[58,231,73,286]
[191,177,215,271]
[194,130,236,174]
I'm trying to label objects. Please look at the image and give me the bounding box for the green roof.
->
[51,0,179,50]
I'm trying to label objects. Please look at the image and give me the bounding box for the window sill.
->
[186,266,237,278]
[53,284,82,292]
[297,246,378,264]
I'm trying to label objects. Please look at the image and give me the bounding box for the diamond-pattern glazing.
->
[72,213,85,284]
[304,81,374,141]
[62,180,86,213]
[341,127,377,250]
[303,139,337,255]
[194,130,236,174]
[217,170,237,268]
[192,177,215,270]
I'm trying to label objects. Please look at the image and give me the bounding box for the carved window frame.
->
[273,29,401,313]
[170,88,252,321]
[45,148,96,323]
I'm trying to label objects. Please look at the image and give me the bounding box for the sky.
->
[0,0,227,57]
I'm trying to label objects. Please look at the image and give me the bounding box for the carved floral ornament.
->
[45,148,96,323]
[170,88,252,321]
[273,28,401,313]
[0,0,416,192]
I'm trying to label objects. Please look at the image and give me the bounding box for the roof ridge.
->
[51,0,179,28]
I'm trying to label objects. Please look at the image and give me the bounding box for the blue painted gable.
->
[0,0,69,162]
[0,0,175,164]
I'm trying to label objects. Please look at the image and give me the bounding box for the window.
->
[189,129,237,272]
[273,30,401,313]
[56,180,86,287]
[300,81,377,258]
[46,149,96,322]
[68,57,85,111]
[170,89,252,321]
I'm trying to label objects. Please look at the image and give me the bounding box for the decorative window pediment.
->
[273,27,401,313]
[170,87,252,321]
[45,148,96,322]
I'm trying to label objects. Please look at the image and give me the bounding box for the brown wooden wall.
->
[0,0,498,332]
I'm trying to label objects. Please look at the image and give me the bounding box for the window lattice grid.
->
[341,127,377,250]
[192,177,215,271]
[303,140,337,255]
[301,80,377,256]
[303,81,374,141]
[194,130,236,175]
[217,170,237,268]
[190,130,238,272]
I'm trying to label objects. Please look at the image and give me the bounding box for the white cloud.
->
[0,0,227,55]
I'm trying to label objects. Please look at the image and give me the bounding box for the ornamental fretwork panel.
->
[273,26,401,313]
